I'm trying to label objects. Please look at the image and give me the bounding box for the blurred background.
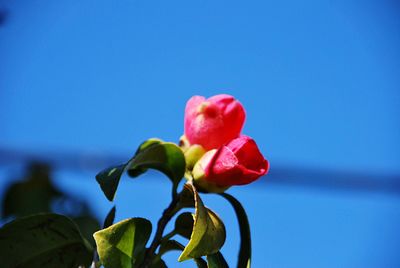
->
[0,0,399,267]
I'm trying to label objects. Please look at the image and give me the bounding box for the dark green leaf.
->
[73,215,101,248]
[96,164,126,202]
[175,212,194,239]
[103,206,116,229]
[220,193,251,268]
[93,218,152,268]
[128,142,186,195]
[178,184,226,261]
[95,139,162,202]
[0,213,92,268]
[207,252,229,268]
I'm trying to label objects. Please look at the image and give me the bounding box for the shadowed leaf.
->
[0,213,92,268]
[73,215,100,248]
[175,212,194,239]
[103,206,116,229]
[96,164,126,202]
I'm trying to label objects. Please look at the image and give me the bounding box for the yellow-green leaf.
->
[178,184,226,261]
[94,218,152,268]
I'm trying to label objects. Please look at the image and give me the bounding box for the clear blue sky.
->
[1,0,400,267]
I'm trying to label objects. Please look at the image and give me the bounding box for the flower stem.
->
[160,229,177,243]
[142,191,182,267]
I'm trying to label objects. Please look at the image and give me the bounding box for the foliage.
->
[1,94,268,267]
[0,162,100,247]
[93,138,251,267]
[94,218,152,268]
[0,213,93,268]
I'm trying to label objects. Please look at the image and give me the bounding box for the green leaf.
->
[103,206,116,228]
[174,212,194,239]
[128,139,163,178]
[93,218,152,268]
[128,142,186,195]
[135,138,163,154]
[0,213,93,268]
[207,252,229,268]
[178,184,226,262]
[220,193,251,268]
[96,164,126,202]
[96,139,185,201]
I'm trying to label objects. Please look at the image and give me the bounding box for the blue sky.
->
[1,0,400,267]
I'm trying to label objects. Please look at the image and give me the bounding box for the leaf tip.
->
[178,252,190,262]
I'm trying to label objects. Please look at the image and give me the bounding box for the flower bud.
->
[192,135,269,192]
[192,150,230,193]
[184,94,246,150]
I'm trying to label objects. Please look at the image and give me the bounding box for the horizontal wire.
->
[0,147,399,196]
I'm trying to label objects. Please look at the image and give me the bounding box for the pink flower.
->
[192,135,269,191]
[184,94,246,150]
